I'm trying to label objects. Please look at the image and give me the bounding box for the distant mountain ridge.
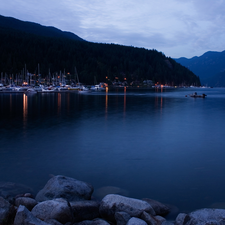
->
[175,51,225,87]
[0,14,84,41]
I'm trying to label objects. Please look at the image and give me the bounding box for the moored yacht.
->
[90,83,106,91]
[26,88,37,94]
[78,85,90,92]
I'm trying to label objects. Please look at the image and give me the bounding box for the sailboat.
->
[90,76,106,91]
[68,67,81,90]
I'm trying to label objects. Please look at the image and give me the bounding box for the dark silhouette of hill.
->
[175,51,225,87]
[0,14,84,41]
[0,15,200,86]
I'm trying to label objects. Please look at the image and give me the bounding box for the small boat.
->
[78,85,90,92]
[41,87,55,92]
[90,83,106,91]
[68,86,80,90]
[25,88,37,94]
[16,86,30,92]
[33,86,43,92]
[58,86,69,91]
[0,84,5,91]
[189,92,207,98]
[5,85,17,92]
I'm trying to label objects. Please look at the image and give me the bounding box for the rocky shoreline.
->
[1,175,225,225]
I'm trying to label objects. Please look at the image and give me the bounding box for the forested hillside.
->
[0,20,201,86]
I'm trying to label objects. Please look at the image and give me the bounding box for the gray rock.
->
[140,211,158,225]
[45,219,63,225]
[115,211,131,225]
[14,205,51,225]
[24,193,34,198]
[74,218,111,225]
[175,213,190,225]
[127,217,148,225]
[186,208,225,225]
[15,196,37,211]
[31,198,73,224]
[0,196,15,225]
[143,198,170,216]
[155,215,167,224]
[35,175,93,202]
[0,182,33,203]
[99,194,155,222]
[70,200,100,222]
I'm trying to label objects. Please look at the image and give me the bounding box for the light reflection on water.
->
[23,94,28,128]
[1,88,225,214]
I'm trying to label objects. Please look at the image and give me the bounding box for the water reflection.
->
[124,87,126,116]
[105,92,108,118]
[155,95,163,112]
[23,94,28,126]
[161,96,163,110]
[57,93,61,115]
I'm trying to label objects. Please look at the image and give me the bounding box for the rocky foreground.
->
[1,175,225,225]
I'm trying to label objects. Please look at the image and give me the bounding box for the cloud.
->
[0,0,225,58]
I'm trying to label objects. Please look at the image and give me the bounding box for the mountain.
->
[0,15,200,86]
[205,71,225,87]
[175,51,225,87]
[0,14,84,41]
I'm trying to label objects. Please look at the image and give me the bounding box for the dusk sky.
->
[1,0,225,58]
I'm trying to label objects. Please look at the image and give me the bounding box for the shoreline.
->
[1,175,225,225]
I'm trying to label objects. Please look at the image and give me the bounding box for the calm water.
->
[1,87,225,214]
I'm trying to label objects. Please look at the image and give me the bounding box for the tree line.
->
[0,27,201,86]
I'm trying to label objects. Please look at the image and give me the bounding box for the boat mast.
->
[75,67,79,84]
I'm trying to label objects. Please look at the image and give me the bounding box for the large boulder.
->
[186,208,225,225]
[0,196,15,225]
[31,198,73,224]
[155,215,167,224]
[99,194,155,222]
[74,218,111,224]
[143,198,170,216]
[114,211,131,225]
[140,211,158,225]
[175,213,190,225]
[35,175,94,202]
[14,205,51,225]
[70,200,100,222]
[45,219,63,225]
[15,196,37,211]
[127,217,148,225]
